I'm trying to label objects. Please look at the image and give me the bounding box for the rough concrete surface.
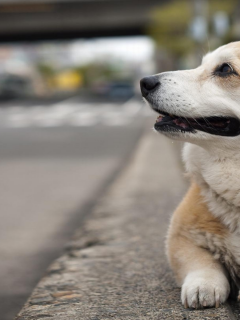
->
[16,131,239,319]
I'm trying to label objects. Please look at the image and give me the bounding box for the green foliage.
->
[208,0,237,15]
[148,0,238,57]
[73,62,130,87]
[148,0,194,56]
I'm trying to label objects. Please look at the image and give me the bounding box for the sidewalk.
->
[16,130,239,320]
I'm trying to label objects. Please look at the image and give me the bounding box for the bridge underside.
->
[0,0,167,42]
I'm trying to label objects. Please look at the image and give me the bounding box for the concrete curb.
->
[16,131,239,319]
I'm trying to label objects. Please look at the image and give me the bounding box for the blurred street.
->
[0,0,239,319]
[0,94,152,320]
[0,95,147,129]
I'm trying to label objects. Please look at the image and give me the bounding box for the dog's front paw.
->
[181,269,230,309]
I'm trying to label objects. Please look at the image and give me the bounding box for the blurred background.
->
[0,0,239,319]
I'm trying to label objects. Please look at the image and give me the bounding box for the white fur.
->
[181,269,230,308]
[183,143,240,232]
[144,42,240,307]
[149,43,240,236]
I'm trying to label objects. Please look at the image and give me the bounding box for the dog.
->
[140,42,240,309]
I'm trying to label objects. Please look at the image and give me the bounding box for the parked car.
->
[107,81,135,100]
[92,80,135,101]
[0,74,32,99]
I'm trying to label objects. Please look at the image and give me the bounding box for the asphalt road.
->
[0,95,153,320]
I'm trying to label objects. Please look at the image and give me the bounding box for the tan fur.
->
[167,183,228,285]
[199,42,240,88]
[216,71,240,90]
[169,183,228,237]
[141,41,240,308]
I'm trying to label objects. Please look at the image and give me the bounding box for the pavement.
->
[16,129,240,319]
[0,96,149,320]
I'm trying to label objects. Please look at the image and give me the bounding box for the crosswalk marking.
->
[0,98,153,128]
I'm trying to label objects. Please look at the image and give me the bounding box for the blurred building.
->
[0,0,239,99]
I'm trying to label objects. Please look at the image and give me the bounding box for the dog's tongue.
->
[156,115,190,129]
[172,118,189,129]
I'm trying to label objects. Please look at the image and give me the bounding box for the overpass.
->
[0,0,167,42]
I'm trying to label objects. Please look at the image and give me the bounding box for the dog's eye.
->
[218,63,233,73]
[213,63,237,78]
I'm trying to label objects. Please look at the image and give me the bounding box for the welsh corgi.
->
[140,42,240,308]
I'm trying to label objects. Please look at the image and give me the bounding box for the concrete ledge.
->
[16,131,239,319]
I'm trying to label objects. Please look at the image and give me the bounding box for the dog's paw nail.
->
[215,299,220,308]
[184,299,189,309]
[203,300,207,307]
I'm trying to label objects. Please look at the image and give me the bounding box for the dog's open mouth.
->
[154,110,240,136]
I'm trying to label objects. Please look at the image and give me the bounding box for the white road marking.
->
[0,97,151,128]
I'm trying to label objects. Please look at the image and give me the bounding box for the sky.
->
[0,36,156,76]
[70,36,155,66]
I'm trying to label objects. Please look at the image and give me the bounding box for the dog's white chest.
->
[202,160,240,207]
[184,143,240,232]
[184,143,240,206]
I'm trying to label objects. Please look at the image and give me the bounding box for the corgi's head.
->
[140,42,240,150]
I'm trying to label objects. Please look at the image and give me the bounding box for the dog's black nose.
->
[140,76,160,97]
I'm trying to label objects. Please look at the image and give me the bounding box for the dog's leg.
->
[167,183,230,308]
[168,233,230,308]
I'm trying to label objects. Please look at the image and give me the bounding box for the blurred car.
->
[107,81,135,100]
[92,80,135,101]
[0,74,32,99]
